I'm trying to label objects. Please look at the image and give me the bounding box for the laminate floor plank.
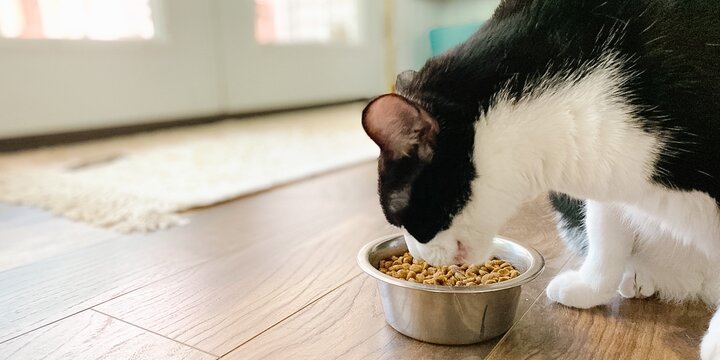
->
[95,214,394,356]
[0,204,118,272]
[224,197,574,359]
[0,310,215,360]
[486,258,713,360]
[0,162,380,345]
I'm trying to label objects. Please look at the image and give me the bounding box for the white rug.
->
[0,103,378,232]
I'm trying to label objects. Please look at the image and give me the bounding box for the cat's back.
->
[627,0,720,80]
[479,0,720,198]
[485,0,719,75]
[598,0,720,199]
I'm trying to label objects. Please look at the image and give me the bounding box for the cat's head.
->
[361,0,549,266]
[362,75,488,266]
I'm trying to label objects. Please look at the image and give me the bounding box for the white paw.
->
[546,270,615,309]
[702,334,720,360]
[618,266,656,299]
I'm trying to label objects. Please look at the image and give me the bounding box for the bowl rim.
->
[357,234,545,293]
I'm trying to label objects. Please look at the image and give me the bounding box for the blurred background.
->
[0,0,501,235]
[0,0,499,140]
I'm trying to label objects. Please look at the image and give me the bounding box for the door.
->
[0,0,221,137]
[216,0,385,112]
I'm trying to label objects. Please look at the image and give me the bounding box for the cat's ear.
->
[362,94,439,161]
[395,70,417,93]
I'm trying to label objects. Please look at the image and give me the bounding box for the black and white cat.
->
[361,0,720,357]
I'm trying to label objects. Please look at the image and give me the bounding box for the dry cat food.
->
[378,252,521,286]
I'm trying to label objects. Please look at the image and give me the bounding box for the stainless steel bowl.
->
[357,234,544,345]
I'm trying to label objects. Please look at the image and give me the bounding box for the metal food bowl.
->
[357,234,544,345]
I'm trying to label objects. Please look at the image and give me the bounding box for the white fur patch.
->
[402,228,466,265]
[388,186,411,214]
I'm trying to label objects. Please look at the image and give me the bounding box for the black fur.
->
[376,100,477,243]
[372,0,720,245]
[548,192,588,255]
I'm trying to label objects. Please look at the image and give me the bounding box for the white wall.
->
[437,0,500,26]
[392,0,500,73]
[0,0,223,138]
[393,0,439,72]
[217,1,385,113]
[0,0,387,138]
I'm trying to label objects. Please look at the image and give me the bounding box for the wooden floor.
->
[0,161,711,359]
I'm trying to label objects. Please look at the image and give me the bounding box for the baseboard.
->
[0,98,369,152]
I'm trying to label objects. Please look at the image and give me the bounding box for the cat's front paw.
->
[702,332,720,360]
[618,265,656,299]
[546,270,615,309]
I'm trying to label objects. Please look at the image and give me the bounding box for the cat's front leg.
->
[547,201,633,308]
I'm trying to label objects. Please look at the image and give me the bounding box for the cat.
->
[361,0,720,358]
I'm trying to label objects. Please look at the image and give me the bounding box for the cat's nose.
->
[452,240,468,264]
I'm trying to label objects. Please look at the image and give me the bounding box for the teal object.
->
[429,22,483,56]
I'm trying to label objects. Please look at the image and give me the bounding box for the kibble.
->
[378,252,521,286]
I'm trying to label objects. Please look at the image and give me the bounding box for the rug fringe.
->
[0,172,187,233]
